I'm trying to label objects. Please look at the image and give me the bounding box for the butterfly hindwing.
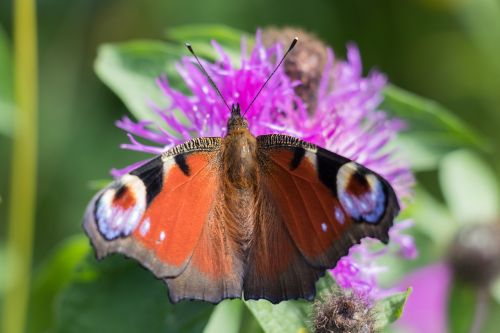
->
[243,182,324,302]
[255,134,399,271]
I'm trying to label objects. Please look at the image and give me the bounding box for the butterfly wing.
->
[84,137,244,303]
[243,134,399,301]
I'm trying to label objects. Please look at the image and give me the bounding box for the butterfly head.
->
[227,103,248,133]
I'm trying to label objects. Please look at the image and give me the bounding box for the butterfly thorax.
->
[223,106,257,189]
[223,104,257,190]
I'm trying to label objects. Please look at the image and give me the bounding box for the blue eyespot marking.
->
[336,162,386,224]
[95,174,147,240]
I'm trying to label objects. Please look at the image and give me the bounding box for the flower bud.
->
[448,223,500,286]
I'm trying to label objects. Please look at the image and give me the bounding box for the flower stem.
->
[1,0,38,332]
[469,287,489,333]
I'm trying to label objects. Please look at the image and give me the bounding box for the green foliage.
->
[53,255,214,333]
[29,236,90,333]
[439,149,499,224]
[382,85,487,171]
[373,288,412,330]
[203,300,244,333]
[166,24,248,65]
[245,299,310,333]
[46,252,412,333]
[166,24,246,46]
[94,25,247,126]
[448,281,500,333]
[94,41,183,123]
[0,246,6,295]
[0,25,13,137]
[448,280,476,333]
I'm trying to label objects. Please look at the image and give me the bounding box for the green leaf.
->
[239,306,265,333]
[382,85,487,170]
[54,255,214,333]
[481,296,500,333]
[166,24,247,67]
[373,288,412,330]
[449,280,500,333]
[403,187,458,247]
[244,299,310,333]
[448,280,476,333]
[28,235,91,333]
[94,40,184,122]
[0,24,14,137]
[203,300,244,333]
[87,179,112,191]
[244,272,337,333]
[439,149,499,224]
[166,24,247,46]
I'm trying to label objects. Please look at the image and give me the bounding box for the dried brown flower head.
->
[449,222,500,286]
[262,27,328,114]
[312,290,377,333]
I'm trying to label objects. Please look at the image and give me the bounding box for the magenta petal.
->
[396,263,452,333]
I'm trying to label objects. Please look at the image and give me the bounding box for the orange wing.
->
[243,135,399,301]
[84,137,243,303]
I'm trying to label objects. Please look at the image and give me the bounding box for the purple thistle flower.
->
[113,30,416,300]
[332,219,417,301]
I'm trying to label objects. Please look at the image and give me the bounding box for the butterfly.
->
[83,38,400,304]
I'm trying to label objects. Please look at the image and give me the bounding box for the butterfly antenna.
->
[185,43,232,113]
[243,37,298,116]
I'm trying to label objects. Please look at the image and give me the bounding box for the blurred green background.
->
[1,0,500,332]
[1,0,499,262]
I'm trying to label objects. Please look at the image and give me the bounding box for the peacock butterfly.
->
[83,38,399,304]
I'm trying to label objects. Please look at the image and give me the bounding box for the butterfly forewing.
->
[83,138,225,280]
[254,135,399,270]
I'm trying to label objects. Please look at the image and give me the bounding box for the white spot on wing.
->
[157,231,166,243]
[335,207,345,225]
[305,151,318,168]
[139,218,151,236]
[321,223,328,232]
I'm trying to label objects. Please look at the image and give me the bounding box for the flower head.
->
[113,29,416,299]
[449,222,500,286]
[331,219,417,301]
[313,288,376,333]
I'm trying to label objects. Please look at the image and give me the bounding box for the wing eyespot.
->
[336,162,386,224]
[94,174,147,240]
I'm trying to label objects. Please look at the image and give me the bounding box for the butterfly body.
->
[84,104,399,303]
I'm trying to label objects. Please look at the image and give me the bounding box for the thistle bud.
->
[448,223,500,286]
[262,27,328,114]
[312,290,376,333]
